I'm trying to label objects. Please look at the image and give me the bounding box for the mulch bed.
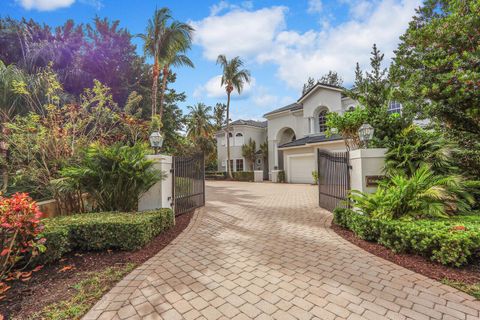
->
[1,211,194,320]
[331,223,480,284]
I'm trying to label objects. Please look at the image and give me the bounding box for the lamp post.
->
[149,131,164,154]
[358,123,374,149]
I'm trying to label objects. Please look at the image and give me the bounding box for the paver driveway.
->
[84,181,480,320]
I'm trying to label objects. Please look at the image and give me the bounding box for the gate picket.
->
[317,149,350,211]
[172,153,205,216]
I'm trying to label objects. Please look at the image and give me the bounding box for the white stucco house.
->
[215,83,402,184]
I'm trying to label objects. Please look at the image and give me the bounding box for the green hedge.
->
[36,209,174,264]
[232,171,254,181]
[334,208,480,267]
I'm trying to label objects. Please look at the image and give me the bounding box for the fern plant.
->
[60,143,163,212]
[350,165,474,220]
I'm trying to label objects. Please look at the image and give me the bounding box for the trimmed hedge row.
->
[232,171,254,181]
[334,208,480,267]
[37,209,174,264]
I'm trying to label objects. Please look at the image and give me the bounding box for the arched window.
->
[318,110,328,133]
[235,132,244,146]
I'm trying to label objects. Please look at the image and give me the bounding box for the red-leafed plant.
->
[0,193,46,282]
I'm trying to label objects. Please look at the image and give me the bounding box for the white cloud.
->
[194,75,255,100]
[193,0,420,90]
[307,0,323,14]
[190,6,287,60]
[17,0,102,10]
[17,0,75,10]
[252,86,294,109]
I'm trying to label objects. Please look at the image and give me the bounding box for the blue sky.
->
[0,0,421,120]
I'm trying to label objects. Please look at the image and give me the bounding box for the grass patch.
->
[30,263,136,320]
[441,279,480,300]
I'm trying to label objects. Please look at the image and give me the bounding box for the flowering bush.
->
[0,193,46,281]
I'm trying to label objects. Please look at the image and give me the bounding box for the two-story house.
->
[216,83,401,183]
[215,119,267,174]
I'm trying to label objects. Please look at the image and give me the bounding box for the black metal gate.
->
[317,149,350,212]
[172,153,205,216]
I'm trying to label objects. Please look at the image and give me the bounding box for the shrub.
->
[41,210,174,257]
[312,170,318,184]
[333,208,480,267]
[350,165,474,219]
[232,171,254,181]
[278,170,286,183]
[0,193,46,281]
[60,143,163,212]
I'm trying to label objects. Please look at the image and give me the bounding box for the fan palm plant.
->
[216,54,251,179]
[241,138,257,171]
[350,165,474,220]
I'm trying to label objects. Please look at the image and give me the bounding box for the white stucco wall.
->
[302,88,343,117]
[349,148,387,194]
[138,155,173,211]
[216,125,267,172]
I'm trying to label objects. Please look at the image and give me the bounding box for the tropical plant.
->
[185,103,214,140]
[384,125,455,177]
[346,44,411,146]
[260,140,268,163]
[216,54,251,179]
[140,8,194,119]
[326,107,368,150]
[213,103,226,131]
[350,165,474,220]
[0,193,46,282]
[392,0,480,178]
[60,143,163,212]
[312,170,318,184]
[241,138,256,171]
[157,22,194,120]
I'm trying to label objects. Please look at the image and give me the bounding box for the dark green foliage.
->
[392,0,480,178]
[232,171,254,181]
[60,143,163,212]
[385,125,455,177]
[346,45,411,146]
[278,170,286,183]
[350,165,474,219]
[334,208,480,267]
[37,209,173,264]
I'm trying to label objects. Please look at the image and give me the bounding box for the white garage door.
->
[288,154,315,184]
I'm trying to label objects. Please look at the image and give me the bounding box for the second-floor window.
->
[388,101,402,114]
[235,133,244,146]
[318,110,328,134]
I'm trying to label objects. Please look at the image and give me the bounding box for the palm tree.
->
[139,8,171,118]
[186,103,214,140]
[242,138,257,171]
[216,54,251,179]
[157,22,194,120]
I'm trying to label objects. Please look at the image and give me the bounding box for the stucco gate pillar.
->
[349,148,387,194]
[138,154,173,211]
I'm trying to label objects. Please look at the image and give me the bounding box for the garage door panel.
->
[288,154,315,184]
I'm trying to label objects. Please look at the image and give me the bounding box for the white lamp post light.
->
[149,131,164,154]
[358,123,374,149]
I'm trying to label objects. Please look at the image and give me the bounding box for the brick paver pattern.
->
[84,181,480,320]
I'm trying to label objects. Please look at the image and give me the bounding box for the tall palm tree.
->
[186,103,214,140]
[216,54,251,179]
[158,22,194,120]
[139,8,171,118]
